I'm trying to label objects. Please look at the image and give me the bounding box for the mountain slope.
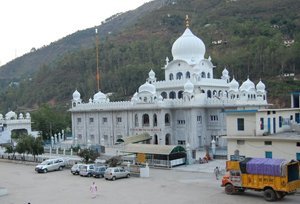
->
[0,0,300,111]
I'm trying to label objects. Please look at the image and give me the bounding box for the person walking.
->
[214,166,220,180]
[90,181,98,199]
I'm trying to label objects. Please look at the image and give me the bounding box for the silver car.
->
[35,158,66,173]
[71,163,84,175]
[104,167,130,181]
[79,164,95,177]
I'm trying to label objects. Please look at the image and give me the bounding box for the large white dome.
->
[171,28,206,64]
[138,82,156,94]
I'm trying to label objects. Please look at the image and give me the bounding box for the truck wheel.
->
[276,192,286,200]
[264,189,277,201]
[225,184,235,195]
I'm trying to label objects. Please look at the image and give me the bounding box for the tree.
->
[15,134,44,160]
[77,148,99,164]
[31,104,70,140]
[4,144,16,159]
[106,156,122,167]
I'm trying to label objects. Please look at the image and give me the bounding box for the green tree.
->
[77,148,99,164]
[15,134,44,160]
[31,104,70,140]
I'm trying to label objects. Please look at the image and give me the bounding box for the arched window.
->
[178,91,183,99]
[201,72,206,78]
[213,90,217,96]
[135,114,138,127]
[176,72,183,80]
[169,91,176,99]
[218,90,222,97]
[165,113,170,125]
[165,134,171,145]
[142,114,150,127]
[207,90,212,98]
[169,73,174,81]
[186,71,190,79]
[207,72,211,78]
[161,92,167,99]
[154,134,158,145]
[153,114,157,127]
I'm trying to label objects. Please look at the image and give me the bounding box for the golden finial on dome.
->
[185,15,189,28]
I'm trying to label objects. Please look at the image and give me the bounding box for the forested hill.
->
[0,0,300,112]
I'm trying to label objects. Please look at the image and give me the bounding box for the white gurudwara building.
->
[70,25,269,151]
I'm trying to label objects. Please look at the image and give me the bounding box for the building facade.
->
[226,108,300,160]
[70,26,269,151]
[0,111,34,144]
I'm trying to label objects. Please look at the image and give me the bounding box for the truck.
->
[221,158,300,201]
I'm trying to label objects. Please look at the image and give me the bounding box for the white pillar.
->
[211,139,216,155]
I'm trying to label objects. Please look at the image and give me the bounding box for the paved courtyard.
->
[0,161,299,204]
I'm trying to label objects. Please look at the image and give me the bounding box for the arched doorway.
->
[154,134,158,145]
[165,134,171,145]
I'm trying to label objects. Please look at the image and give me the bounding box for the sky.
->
[0,0,151,66]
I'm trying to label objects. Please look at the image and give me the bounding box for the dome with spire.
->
[148,69,155,79]
[222,68,229,76]
[171,28,206,64]
[72,90,81,100]
[240,78,255,92]
[138,82,156,94]
[256,80,266,93]
[184,80,194,93]
[5,111,17,120]
[228,78,239,92]
[93,91,107,102]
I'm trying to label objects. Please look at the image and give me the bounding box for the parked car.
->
[35,158,66,173]
[104,167,130,181]
[79,164,95,177]
[93,166,107,178]
[71,163,84,175]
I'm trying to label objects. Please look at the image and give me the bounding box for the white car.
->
[35,158,66,173]
[104,167,130,181]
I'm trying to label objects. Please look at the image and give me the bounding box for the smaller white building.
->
[226,108,300,161]
[0,111,37,144]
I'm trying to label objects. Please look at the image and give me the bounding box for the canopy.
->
[116,133,151,145]
[122,143,186,155]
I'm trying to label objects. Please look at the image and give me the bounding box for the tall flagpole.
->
[95,28,100,91]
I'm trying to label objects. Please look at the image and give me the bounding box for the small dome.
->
[5,111,17,120]
[26,112,31,119]
[240,78,255,92]
[171,28,206,64]
[19,113,24,119]
[256,80,266,92]
[138,82,156,94]
[184,80,194,93]
[72,90,81,100]
[148,70,155,79]
[93,91,107,102]
[222,68,229,76]
[229,78,239,91]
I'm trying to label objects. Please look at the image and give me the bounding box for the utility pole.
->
[95,28,100,91]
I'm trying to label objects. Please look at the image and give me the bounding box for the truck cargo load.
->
[222,157,300,202]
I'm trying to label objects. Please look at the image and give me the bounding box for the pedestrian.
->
[214,166,220,180]
[90,181,97,199]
